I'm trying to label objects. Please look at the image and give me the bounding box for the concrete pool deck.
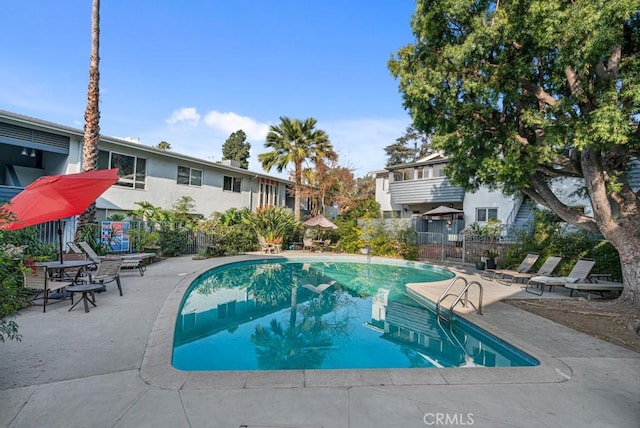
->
[1,253,638,427]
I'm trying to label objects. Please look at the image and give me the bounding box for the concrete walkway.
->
[1,253,638,428]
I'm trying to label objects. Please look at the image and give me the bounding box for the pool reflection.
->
[173,261,536,370]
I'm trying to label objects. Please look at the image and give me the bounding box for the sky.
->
[1,1,417,179]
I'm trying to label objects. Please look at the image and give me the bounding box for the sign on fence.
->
[101,221,130,252]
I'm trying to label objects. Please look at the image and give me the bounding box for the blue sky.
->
[1,1,416,178]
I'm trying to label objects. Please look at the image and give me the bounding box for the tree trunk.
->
[293,160,302,221]
[601,229,640,307]
[77,0,101,237]
[580,149,640,308]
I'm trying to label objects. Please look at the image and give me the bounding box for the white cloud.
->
[145,108,408,180]
[166,107,201,125]
[203,110,270,141]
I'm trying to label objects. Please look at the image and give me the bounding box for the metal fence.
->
[31,219,213,255]
[416,232,523,265]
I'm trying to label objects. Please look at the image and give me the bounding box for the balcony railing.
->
[389,177,464,205]
[0,185,24,202]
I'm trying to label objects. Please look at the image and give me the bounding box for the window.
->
[177,166,202,186]
[99,150,146,189]
[259,179,280,207]
[223,176,241,193]
[382,210,401,219]
[476,208,498,222]
[433,163,446,177]
[393,168,413,181]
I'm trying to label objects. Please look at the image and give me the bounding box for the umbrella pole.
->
[58,219,64,264]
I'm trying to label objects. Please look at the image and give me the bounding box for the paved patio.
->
[1,253,638,427]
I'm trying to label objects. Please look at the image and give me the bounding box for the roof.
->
[383,153,448,171]
[0,110,293,184]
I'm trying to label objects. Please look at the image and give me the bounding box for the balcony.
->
[0,185,24,202]
[389,177,464,205]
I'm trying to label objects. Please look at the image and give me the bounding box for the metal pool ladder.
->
[436,276,483,324]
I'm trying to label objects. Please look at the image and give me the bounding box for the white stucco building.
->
[0,110,294,220]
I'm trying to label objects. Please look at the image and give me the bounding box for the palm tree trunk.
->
[77,0,101,236]
[294,160,302,221]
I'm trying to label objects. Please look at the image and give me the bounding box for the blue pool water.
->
[172,258,538,370]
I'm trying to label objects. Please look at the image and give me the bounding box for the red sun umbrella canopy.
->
[302,214,338,230]
[0,168,119,231]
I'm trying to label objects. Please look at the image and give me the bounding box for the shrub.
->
[196,209,258,257]
[244,206,297,245]
[0,211,59,342]
[158,224,188,256]
[501,211,622,279]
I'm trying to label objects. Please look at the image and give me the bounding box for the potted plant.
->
[484,250,498,270]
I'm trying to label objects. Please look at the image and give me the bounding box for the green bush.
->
[501,211,622,280]
[0,219,59,342]
[334,216,418,260]
[244,206,297,245]
[0,256,29,342]
[196,208,259,257]
[333,218,364,253]
[158,225,188,256]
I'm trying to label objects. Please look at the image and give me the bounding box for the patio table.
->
[65,283,104,312]
[37,259,98,284]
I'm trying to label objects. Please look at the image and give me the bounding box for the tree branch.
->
[564,67,588,102]
[519,79,557,107]
[595,45,621,80]
[535,163,581,178]
[527,173,600,233]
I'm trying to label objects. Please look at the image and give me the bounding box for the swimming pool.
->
[172,258,538,370]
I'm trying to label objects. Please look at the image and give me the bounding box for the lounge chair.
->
[67,242,84,254]
[23,265,72,313]
[78,241,103,263]
[483,253,539,281]
[564,280,624,297]
[257,236,275,254]
[499,255,562,286]
[525,258,596,295]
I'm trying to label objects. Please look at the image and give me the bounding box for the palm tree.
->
[77,0,101,235]
[155,141,171,151]
[258,117,337,221]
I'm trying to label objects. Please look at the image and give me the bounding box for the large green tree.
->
[77,0,101,235]
[259,117,337,220]
[389,1,640,306]
[222,130,251,169]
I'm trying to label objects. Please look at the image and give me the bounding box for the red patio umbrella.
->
[0,168,119,262]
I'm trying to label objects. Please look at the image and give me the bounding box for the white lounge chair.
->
[525,258,596,295]
[498,255,562,286]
